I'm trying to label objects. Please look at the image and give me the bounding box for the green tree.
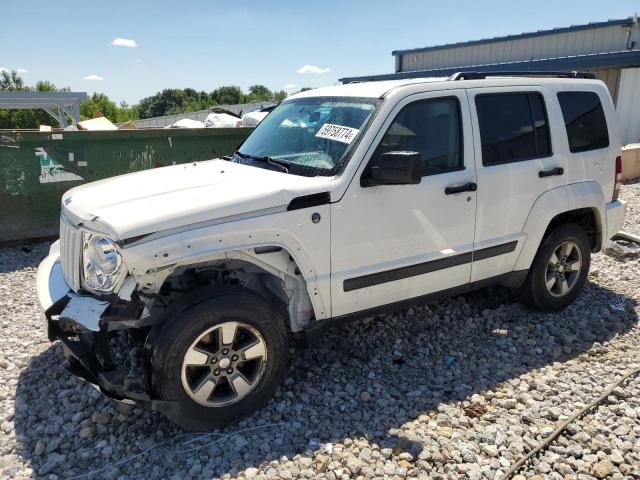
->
[0,70,25,91]
[2,72,296,127]
[0,71,137,127]
[0,71,67,128]
[273,90,288,102]
[245,84,273,102]
[80,93,119,120]
[137,88,214,119]
[116,101,139,122]
[79,93,138,122]
[211,86,243,106]
[35,80,66,92]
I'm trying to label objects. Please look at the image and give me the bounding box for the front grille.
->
[59,217,83,292]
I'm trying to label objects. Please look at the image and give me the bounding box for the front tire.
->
[148,287,289,431]
[520,223,591,312]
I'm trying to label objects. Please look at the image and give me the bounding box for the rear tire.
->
[148,286,288,431]
[520,223,591,312]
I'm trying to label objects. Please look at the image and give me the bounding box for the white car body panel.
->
[467,85,569,282]
[36,251,68,312]
[513,181,624,271]
[61,160,333,240]
[122,205,332,323]
[605,200,627,242]
[330,89,477,317]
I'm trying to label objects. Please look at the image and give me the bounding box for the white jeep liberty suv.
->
[37,71,627,430]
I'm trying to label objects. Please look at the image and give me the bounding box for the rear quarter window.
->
[557,91,609,153]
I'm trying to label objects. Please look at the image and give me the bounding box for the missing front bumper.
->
[44,295,180,416]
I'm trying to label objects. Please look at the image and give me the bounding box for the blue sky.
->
[1,0,636,105]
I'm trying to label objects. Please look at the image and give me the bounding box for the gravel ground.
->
[1,180,639,480]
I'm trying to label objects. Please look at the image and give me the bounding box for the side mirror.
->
[361,151,422,187]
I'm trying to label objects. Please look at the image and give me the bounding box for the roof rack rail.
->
[449,71,596,80]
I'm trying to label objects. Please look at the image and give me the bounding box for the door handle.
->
[538,167,564,178]
[445,182,477,195]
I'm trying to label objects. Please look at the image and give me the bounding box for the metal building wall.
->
[589,68,621,103]
[617,67,640,144]
[398,21,640,72]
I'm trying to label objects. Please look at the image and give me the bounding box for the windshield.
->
[235,96,379,176]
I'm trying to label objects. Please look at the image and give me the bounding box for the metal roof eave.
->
[0,91,88,108]
[0,91,88,127]
[391,17,634,57]
[340,49,640,83]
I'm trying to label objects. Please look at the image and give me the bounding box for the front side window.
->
[476,92,551,166]
[236,97,378,176]
[557,91,609,153]
[373,97,463,176]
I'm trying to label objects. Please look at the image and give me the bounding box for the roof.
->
[392,17,634,56]
[289,76,606,101]
[0,91,88,127]
[340,49,640,84]
[0,91,88,108]
[289,77,447,99]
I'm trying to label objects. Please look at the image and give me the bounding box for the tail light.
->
[612,155,622,201]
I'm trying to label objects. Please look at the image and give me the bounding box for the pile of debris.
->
[39,104,275,132]
[40,113,130,132]
[165,105,277,129]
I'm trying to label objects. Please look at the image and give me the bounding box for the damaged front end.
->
[38,243,180,416]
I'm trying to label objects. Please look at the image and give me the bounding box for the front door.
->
[330,90,477,317]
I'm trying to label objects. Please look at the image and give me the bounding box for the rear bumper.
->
[604,199,627,242]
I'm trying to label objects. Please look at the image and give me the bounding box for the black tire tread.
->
[148,286,288,431]
[520,223,591,312]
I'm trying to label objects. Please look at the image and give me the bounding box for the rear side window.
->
[557,91,609,153]
[475,93,551,166]
[374,97,463,176]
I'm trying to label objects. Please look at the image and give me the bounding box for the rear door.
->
[467,86,568,281]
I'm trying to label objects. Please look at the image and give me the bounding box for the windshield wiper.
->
[233,151,289,173]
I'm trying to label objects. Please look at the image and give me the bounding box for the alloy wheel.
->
[545,240,582,298]
[181,321,267,407]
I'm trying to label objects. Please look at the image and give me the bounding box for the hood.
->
[62,159,333,240]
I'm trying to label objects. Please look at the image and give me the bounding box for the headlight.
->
[83,234,124,292]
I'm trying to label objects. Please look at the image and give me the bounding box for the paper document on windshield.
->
[315,123,359,144]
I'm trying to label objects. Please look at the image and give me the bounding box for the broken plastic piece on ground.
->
[611,231,640,244]
[605,237,640,258]
[609,295,636,315]
[307,439,333,453]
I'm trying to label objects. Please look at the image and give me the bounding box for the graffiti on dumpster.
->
[36,148,85,183]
